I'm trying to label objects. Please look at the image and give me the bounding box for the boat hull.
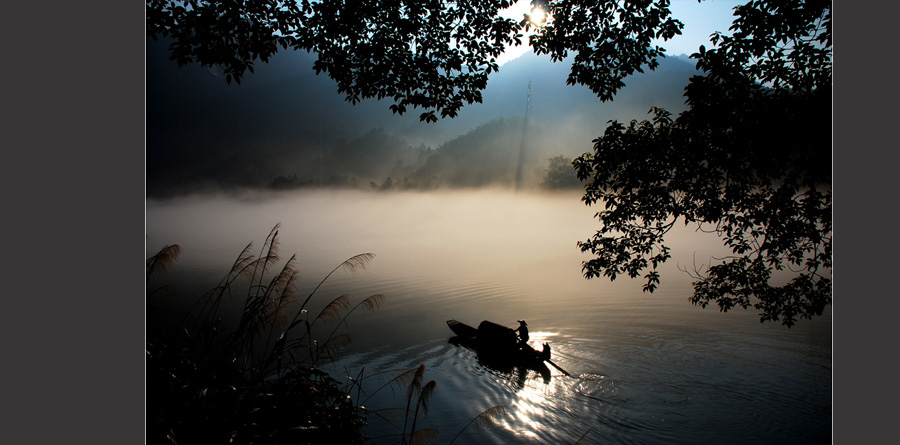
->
[446,319,551,378]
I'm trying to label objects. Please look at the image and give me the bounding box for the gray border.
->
[832,2,892,443]
[2,1,867,443]
[4,1,145,442]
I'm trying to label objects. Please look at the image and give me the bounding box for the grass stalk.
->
[407,380,437,444]
[147,224,381,444]
[401,364,426,444]
[573,428,592,444]
[146,244,181,282]
[447,405,510,444]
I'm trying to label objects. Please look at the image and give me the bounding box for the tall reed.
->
[147,225,380,444]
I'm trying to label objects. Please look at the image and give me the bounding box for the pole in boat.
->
[545,358,571,377]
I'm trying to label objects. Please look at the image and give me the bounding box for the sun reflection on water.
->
[508,381,553,437]
[493,330,586,439]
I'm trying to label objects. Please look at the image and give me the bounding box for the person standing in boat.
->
[515,320,529,347]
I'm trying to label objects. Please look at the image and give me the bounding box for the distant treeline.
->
[147,47,698,198]
[147,117,584,197]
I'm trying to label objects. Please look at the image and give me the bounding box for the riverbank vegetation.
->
[147,224,378,443]
[146,225,514,444]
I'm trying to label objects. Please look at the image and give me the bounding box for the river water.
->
[146,189,832,444]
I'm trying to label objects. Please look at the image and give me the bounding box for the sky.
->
[496,0,742,65]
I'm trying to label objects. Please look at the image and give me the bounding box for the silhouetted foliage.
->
[573,0,831,327]
[541,155,581,189]
[268,173,307,190]
[146,226,377,443]
[147,0,683,122]
[527,0,683,101]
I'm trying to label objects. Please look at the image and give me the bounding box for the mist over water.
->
[146,189,831,444]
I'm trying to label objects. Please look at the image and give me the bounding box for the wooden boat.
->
[446,319,552,377]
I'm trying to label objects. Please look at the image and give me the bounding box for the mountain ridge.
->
[147,40,699,196]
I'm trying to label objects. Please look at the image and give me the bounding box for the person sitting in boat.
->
[540,343,551,361]
[515,320,529,346]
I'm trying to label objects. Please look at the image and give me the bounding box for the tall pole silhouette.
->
[515,81,531,191]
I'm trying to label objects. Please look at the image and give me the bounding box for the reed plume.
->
[298,252,376,313]
[225,242,257,282]
[146,244,181,281]
[409,427,439,444]
[447,405,510,444]
[359,293,386,313]
[315,295,352,323]
[407,380,437,443]
[311,293,386,364]
[262,254,300,327]
[250,223,281,286]
[340,252,377,273]
[265,254,298,299]
[401,364,427,443]
[360,367,424,406]
[406,365,426,408]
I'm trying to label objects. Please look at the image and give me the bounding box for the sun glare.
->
[497,1,553,65]
[528,7,548,26]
